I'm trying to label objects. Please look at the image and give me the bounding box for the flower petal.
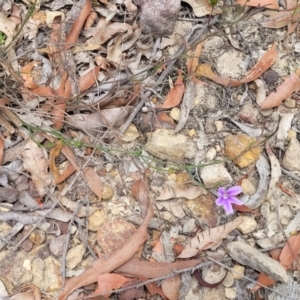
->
[228,196,244,205]
[215,197,225,206]
[223,200,233,214]
[226,186,242,196]
[217,187,226,197]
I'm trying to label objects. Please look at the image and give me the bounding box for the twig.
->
[80,258,232,299]
[12,198,58,251]
[281,167,300,183]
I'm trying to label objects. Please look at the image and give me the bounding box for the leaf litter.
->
[1,0,300,299]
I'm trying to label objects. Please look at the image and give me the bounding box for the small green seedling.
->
[0,32,7,45]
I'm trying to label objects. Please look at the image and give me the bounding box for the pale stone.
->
[200,164,232,188]
[188,129,196,137]
[284,98,296,108]
[241,179,256,195]
[170,201,186,219]
[122,124,139,142]
[215,121,223,131]
[224,134,261,168]
[102,185,114,201]
[170,107,181,121]
[23,259,31,271]
[237,216,257,234]
[225,287,237,299]
[105,163,114,173]
[232,265,245,280]
[215,144,221,152]
[161,211,175,222]
[29,229,46,245]
[146,129,196,162]
[43,256,61,293]
[88,210,107,231]
[222,272,234,287]
[282,138,300,172]
[182,218,196,234]
[206,147,216,161]
[287,129,297,140]
[66,244,86,270]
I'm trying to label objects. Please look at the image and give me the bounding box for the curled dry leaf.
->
[21,62,40,89]
[265,145,282,200]
[250,272,276,292]
[22,139,53,197]
[115,257,203,278]
[193,269,227,288]
[58,203,153,300]
[260,73,300,109]
[161,274,181,300]
[279,233,300,269]
[195,43,278,87]
[178,217,243,258]
[64,0,92,50]
[83,167,103,201]
[92,274,132,297]
[158,70,185,109]
[78,65,101,92]
[157,180,207,200]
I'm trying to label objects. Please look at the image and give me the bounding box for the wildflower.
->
[215,186,243,214]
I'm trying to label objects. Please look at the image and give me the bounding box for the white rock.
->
[232,265,245,280]
[241,179,256,195]
[66,244,86,269]
[146,129,196,162]
[225,287,237,299]
[282,138,300,171]
[23,259,31,271]
[222,272,234,287]
[237,216,257,234]
[216,49,244,78]
[215,121,223,131]
[0,279,8,297]
[170,107,181,121]
[121,124,139,142]
[200,164,232,187]
[182,218,196,234]
[88,210,107,231]
[206,147,217,161]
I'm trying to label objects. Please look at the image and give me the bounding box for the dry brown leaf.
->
[235,0,278,9]
[157,180,207,200]
[21,62,40,89]
[131,178,150,218]
[279,233,300,269]
[250,272,276,292]
[161,274,181,300]
[139,276,166,299]
[58,203,153,300]
[83,167,103,201]
[262,4,300,31]
[22,139,53,197]
[51,72,72,129]
[195,44,278,87]
[116,258,203,278]
[178,217,243,258]
[92,274,132,297]
[260,73,300,109]
[64,0,92,50]
[78,65,101,92]
[49,140,64,180]
[158,70,185,109]
[85,11,97,29]
[186,42,203,76]
[55,162,76,184]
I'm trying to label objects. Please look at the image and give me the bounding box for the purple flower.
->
[215,186,243,214]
